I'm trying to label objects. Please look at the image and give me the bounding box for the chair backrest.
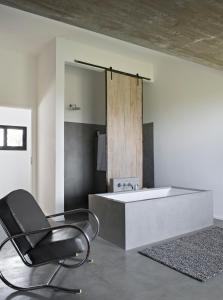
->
[0,190,50,255]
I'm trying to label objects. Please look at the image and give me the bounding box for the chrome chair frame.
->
[0,208,99,294]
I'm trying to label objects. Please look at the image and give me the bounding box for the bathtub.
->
[101,187,203,202]
[89,187,213,250]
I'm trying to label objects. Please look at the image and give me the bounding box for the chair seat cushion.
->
[6,190,50,248]
[27,221,94,265]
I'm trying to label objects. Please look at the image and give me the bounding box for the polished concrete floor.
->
[1,220,223,300]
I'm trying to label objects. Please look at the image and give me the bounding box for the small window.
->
[0,126,27,150]
[0,128,3,147]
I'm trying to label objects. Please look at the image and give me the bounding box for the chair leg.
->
[0,264,81,294]
[59,256,94,269]
[74,253,93,262]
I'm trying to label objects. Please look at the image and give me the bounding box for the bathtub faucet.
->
[127,183,134,190]
[133,184,139,191]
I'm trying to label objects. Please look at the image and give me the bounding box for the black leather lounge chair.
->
[0,189,99,294]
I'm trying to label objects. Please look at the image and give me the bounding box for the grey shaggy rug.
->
[139,227,223,282]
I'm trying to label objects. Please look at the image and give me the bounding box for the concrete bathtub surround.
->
[89,187,213,250]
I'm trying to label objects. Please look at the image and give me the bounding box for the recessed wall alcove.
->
[63,63,154,211]
[37,38,153,214]
[64,65,106,211]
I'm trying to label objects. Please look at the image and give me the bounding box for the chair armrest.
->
[46,208,99,240]
[0,223,90,267]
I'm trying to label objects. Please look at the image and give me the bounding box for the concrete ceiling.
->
[1,0,223,70]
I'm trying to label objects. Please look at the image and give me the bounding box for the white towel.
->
[97,133,107,171]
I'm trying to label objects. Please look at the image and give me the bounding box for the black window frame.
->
[0,125,27,151]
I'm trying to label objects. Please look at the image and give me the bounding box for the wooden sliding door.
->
[106,71,143,190]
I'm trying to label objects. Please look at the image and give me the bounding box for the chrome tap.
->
[133,184,139,191]
[127,183,134,190]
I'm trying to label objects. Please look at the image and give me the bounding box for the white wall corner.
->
[37,39,57,214]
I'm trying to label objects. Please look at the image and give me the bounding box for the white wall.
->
[143,52,223,218]
[4,4,223,219]
[0,48,36,108]
[65,64,105,125]
[0,107,31,197]
[37,40,56,214]
[35,26,223,219]
[0,48,37,196]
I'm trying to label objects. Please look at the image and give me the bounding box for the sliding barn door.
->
[106,71,143,190]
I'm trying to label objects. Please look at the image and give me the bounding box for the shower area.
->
[64,65,106,211]
[64,63,154,211]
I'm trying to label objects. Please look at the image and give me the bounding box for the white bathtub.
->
[101,187,201,202]
[89,187,213,250]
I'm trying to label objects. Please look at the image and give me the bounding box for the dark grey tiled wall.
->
[143,122,154,188]
[64,122,154,211]
[64,122,106,211]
